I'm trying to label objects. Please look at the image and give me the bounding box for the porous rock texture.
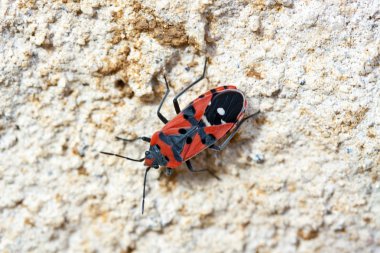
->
[0,0,379,252]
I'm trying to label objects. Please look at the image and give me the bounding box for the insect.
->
[101,58,260,214]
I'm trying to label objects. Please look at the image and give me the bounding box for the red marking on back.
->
[236,97,248,122]
[150,131,159,144]
[192,96,212,121]
[162,127,185,136]
[204,123,235,140]
[219,85,237,91]
[162,114,192,131]
[181,133,206,161]
[144,157,154,166]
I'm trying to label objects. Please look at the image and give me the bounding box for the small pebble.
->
[253,153,265,164]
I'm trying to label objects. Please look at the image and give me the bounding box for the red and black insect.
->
[101,59,259,214]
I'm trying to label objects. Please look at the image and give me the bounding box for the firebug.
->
[101,58,260,214]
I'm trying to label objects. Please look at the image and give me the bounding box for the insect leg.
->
[209,110,260,151]
[186,160,220,181]
[157,75,170,124]
[115,136,151,143]
[142,167,151,214]
[173,58,207,114]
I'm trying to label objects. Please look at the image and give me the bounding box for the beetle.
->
[101,58,260,214]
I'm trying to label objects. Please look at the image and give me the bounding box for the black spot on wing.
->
[186,136,193,144]
[201,133,216,146]
[205,90,244,125]
[182,104,199,126]
[179,128,187,134]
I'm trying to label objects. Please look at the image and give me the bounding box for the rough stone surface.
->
[1,1,379,252]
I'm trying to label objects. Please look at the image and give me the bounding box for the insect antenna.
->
[142,167,151,214]
[115,136,151,143]
[100,151,145,162]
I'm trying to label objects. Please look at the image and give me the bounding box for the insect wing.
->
[180,123,234,161]
[162,85,238,132]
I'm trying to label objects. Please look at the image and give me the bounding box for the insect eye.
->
[145,151,150,156]
[153,165,159,169]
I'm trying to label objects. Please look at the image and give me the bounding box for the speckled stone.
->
[0,1,379,252]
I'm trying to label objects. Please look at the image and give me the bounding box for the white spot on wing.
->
[217,107,225,116]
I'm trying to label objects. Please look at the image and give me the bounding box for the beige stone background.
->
[0,0,380,252]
